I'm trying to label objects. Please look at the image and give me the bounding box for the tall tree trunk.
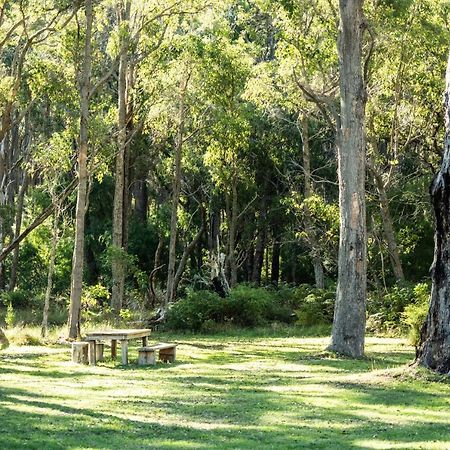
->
[416,52,450,374]
[330,0,367,358]
[68,0,93,340]
[41,208,59,337]
[301,114,325,289]
[111,0,131,314]
[165,73,189,307]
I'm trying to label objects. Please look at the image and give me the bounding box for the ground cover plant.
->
[0,330,449,449]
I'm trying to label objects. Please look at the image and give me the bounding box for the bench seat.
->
[138,343,177,365]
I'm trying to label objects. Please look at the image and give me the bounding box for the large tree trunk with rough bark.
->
[416,52,450,374]
[329,0,367,358]
[68,0,93,340]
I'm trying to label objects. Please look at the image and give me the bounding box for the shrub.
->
[294,286,335,326]
[401,283,430,346]
[367,282,430,334]
[225,285,273,327]
[166,289,224,331]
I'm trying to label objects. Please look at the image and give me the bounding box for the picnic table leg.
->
[111,340,117,360]
[121,339,128,365]
[142,336,148,347]
[88,340,97,366]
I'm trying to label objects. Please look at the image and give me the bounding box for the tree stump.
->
[72,342,89,364]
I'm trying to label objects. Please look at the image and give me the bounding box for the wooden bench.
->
[138,343,177,366]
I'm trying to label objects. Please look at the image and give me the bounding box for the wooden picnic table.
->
[85,329,151,366]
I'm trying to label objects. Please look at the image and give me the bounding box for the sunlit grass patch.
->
[0,331,449,449]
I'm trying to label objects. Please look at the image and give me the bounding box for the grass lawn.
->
[0,331,449,449]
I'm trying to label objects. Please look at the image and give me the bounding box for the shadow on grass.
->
[0,342,448,449]
[0,379,449,450]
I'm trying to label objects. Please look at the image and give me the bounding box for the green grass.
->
[0,330,449,449]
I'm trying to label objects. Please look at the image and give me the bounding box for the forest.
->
[0,0,449,362]
[1,0,450,448]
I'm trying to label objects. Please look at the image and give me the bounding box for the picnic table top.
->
[85,329,152,340]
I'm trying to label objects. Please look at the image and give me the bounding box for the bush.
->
[367,282,430,334]
[225,285,273,327]
[401,283,430,346]
[293,285,335,326]
[166,289,224,331]
[166,284,336,332]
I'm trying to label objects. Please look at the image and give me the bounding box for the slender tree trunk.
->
[41,208,59,337]
[68,0,93,340]
[166,73,189,306]
[8,174,28,291]
[208,205,229,297]
[133,180,148,223]
[252,196,267,285]
[301,114,325,289]
[111,0,131,314]
[416,52,450,374]
[228,178,238,287]
[370,163,404,281]
[330,0,367,358]
[271,237,281,286]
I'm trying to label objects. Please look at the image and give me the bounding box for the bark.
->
[165,73,189,307]
[41,208,59,337]
[111,0,131,314]
[330,0,367,358]
[68,0,93,340]
[416,52,450,374]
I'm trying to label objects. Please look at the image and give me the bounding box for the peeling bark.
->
[417,52,450,375]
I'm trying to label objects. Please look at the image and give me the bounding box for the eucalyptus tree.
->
[417,50,450,374]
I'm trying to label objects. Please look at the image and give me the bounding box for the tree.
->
[68,0,94,340]
[329,0,367,358]
[416,51,450,375]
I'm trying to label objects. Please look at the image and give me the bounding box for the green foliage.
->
[166,289,225,332]
[81,283,111,321]
[167,284,335,332]
[401,283,430,346]
[293,285,335,326]
[367,282,430,334]
[5,303,15,329]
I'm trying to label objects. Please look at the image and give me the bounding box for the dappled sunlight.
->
[0,336,448,449]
